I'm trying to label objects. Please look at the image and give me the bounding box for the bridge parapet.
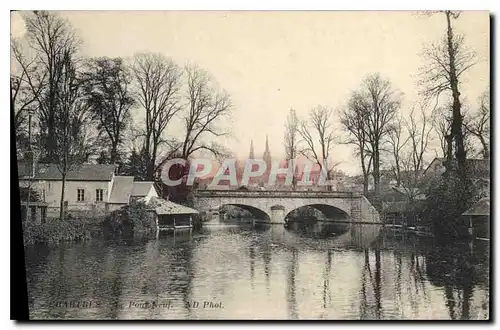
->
[194,189,361,199]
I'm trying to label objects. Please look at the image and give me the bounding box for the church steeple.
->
[263,135,271,166]
[249,140,255,159]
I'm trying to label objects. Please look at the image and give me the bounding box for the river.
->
[24,221,490,320]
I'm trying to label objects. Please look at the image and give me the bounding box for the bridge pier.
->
[270,208,285,224]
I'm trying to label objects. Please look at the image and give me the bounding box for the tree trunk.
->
[479,135,489,159]
[59,173,66,221]
[373,146,380,194]
[446,11,467,175]
[110,143,119,164]
[363,175,369,196]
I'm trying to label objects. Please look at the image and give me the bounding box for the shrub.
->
[102,200,155,235]
[22,214,93,246]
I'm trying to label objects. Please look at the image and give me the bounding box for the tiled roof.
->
[17,163,116,181]
[462,198,490,216]
[108,176,134,204]
[131,182,155,197]
[148,197,199,215]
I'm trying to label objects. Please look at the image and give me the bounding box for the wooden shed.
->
[148,197,199,231]
[463,197,490,240]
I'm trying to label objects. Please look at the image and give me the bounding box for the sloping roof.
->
[108,176,134,204]
[148,197,199,215]
[131,182,155,197]
[383,200,425,213]
[423,157,490,178]
[17,163,116,181]
[462,198,490,216]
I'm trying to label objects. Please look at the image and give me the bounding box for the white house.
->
[18,163,158,218]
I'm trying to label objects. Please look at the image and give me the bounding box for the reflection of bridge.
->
[193,190,381,224]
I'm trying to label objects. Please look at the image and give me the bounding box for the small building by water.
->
[148,197,199,231]
[463,197,490,240]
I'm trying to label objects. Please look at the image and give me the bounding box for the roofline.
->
[19,178,113,182]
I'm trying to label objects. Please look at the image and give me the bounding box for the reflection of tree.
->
[262,246,272,291]
[424,242,483,320]
[322,250,332,309]
[374,248,382,319]
[286,248,299,319]
[102,247,127,319]
[358,249,382,319]
[249,246,255,289]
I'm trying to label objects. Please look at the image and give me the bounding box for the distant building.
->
[422,157,490,197]
[422,157,490,180]
[17,163,158,219]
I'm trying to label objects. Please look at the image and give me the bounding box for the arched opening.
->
[285,204,349,222]
[284,204,350,237]
[219,204,271,223]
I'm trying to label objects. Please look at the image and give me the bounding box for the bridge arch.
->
[285,203,350,222]
[220,203,270,222]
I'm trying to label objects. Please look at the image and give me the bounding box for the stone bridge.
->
[193,190,381,224]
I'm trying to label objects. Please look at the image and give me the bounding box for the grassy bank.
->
[22,214,102,245]
[22,201,156,245]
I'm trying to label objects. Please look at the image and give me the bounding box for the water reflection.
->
[24,222,489,320]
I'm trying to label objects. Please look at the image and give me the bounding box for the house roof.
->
[462,198,490,216]
[108,176,134,204]
[423,157,490,178]
[383,200,425,213]
[131,182,155,197]
[148,197,199,215]
[17,163,116,181]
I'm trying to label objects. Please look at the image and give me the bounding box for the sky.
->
[10,11,490,175]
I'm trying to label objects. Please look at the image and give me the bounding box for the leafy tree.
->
[120,148,149,181]
[82,57,135,164]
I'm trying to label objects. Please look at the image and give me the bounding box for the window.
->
[96,189,104,202]
[77,189,85,202]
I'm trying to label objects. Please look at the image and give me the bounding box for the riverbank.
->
[22,214,102,245]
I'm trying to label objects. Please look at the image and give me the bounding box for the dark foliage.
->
[22,213,99,245]
[19,187,41,202]
[102,200,155,235]
[423,170,479,239]
[120,148,149,181]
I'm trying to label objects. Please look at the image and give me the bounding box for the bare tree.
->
[348,73,401,194]
[431,104,453,159]
[180,64,232,160]
[53,51,92,221]
[386,116,410,187]
[298,105,339,191]
[465,91,490,159]
[131,52,183,180]
[19,11,81,162]
[340,92,373,195]
[83,57,135,164]
[400,105,433,203]
[284,108,299,190]
[419,10,476,174]
[11,40,39,132]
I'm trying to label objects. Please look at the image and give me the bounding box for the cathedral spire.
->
[263,135,271,166]
[249,140,255,159]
